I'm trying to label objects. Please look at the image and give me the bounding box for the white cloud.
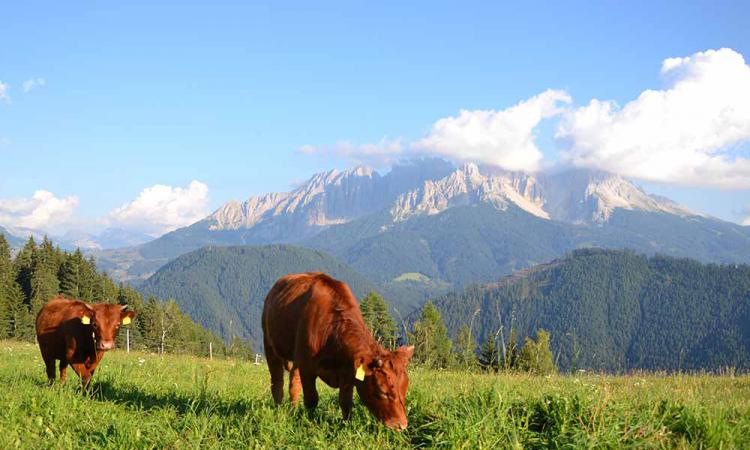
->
[106,181,209,236]
[743,206,750,226]
[0,190,79,232]
[414,89,571,172]
[299,137,404,168]
[0,81,9,102]
[557,48,750,189]
[22,77,45,92]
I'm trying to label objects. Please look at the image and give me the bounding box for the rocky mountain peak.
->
[390,164,697,224]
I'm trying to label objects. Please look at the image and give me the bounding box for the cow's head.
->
[354,345,414,430]
[83,304,136,351]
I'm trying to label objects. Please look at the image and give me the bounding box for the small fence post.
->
[126,329,130,353]
[209,342,213,360]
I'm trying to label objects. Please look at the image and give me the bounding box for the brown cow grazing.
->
[262,272,415,430]
[35,296,136,387]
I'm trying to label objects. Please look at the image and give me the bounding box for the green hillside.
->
[433,248,750,372]
[138,245,380,346]
[308,205,750,289]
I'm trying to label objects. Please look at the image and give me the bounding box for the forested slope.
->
[139,245,379,346]
[433,249,750,372]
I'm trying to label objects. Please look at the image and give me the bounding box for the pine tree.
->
[455,324,477,370]
[14,237,36,301]
[30,236,60,314]
[479,334,499,372]
[7,282,34,341]
[59,252,82,299]
[360,292,397,349]
[409,301,453,368]
[81,255,102,303]
[140,296,163,353]
[503,328,519,370]
[0,234,12,337]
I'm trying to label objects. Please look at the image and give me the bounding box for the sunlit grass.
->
[1,340,748,449]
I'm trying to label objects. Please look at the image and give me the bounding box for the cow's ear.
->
[395,345,415,364]
[79,305,94,325]
[354,356,368,381]
[120,305,136,317]
[120,306,136,324]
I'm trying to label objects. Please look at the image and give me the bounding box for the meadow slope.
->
[1,340,749,449]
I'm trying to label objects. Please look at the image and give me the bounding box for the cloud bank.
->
[0,190,79,232]
[557,48,750,189]
[304,48,750,190]
[105,181,209,236]
[415,89,571,172]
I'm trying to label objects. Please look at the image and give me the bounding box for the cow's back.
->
[262,272,357,362]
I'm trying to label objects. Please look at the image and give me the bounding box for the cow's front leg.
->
[301,372,319,410]
[72,363,92,389]
[338,384,354,420]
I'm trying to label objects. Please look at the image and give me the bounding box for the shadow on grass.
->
[89,378,350,429]
[90,379,265,417]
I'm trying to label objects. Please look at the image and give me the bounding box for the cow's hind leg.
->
[265,344,285,405]
[289,363,302,405]
[59,359,68,385]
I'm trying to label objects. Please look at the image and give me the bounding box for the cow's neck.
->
[333,313,381,363]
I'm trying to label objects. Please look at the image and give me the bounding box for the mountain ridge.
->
[89,159,746,284]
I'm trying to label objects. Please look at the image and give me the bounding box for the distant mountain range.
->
[1,225,152,251]
[91,159,750,293]
[431,248,750,372]
[0,225,24,248]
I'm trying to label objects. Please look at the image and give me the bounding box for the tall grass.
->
[1,340,748,449]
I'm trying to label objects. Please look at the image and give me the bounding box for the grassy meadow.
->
[1,340,749,449]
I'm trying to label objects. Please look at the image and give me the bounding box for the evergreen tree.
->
[455,324,477,370]
[59,252,82,299]
[7,282,35,341]
[0,234,13,337]
[360,292,397,349]
[14,237,36,301]
[140,296,163,352]
[479,334,499,372]
[409,301,453,368]
[517,329,557,375]
[30,236,60,314]
[502,328,519,371]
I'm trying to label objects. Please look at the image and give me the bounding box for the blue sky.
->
[1,0,749,235]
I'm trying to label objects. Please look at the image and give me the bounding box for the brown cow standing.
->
[35,296,136,387]
[262,272,414,430]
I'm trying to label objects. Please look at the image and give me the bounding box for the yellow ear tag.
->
[81,315,91,325]
[122,317,131,325]
[355,364,365,381]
